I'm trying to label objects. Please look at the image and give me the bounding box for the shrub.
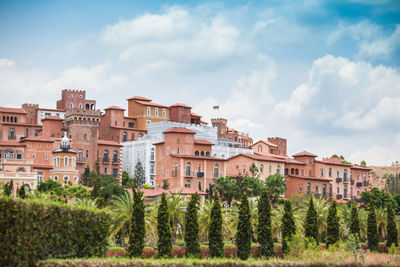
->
[127,189,145,258]
[236,193,252,260]
[304,196,318,244]
[108,246,126,251]
[367,204,379,251]
[257,190,274,258]
[349,203,360,237]
[184,193,200,258]
[0,197,110,266]
[157,193,172,258]
[209,195,224,257]
[281,200,296,254]
[386,202,398,248]
[326,200,339,248]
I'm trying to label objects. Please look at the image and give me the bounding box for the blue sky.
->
[0,0,399,165]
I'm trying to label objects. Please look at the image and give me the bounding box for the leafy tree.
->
[326,200,339,248]
[249,163,259,178]
[37,180,64,195]
[236,193,252,260]
[385,173,400,195]
[127,188,145,257]
[91,175,125,206]
[349,204,360,237]
[157,193,172,258]
[360,160,367,167]
[18,184,26,199]
[214,177,237,206]
[134,161,146,189]
[257,190,274,258]
[265,174,286,204]
[63,185,90,199]
[242,177,266,197]
[393,193,400,214]
[361,188,395,209]
[386,202,398,248]
[80,166,91,186]
[305,196,318,243]
[4,181,13,196]
[91,178,101,199]
[208,194,224,258]
[94,161,100,175]
[184,193,200,258]
[162,180,169,190]
[367,204,379,251]
[121,171,130,187]
[281,200,295,254]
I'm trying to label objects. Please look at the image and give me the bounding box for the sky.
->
[0,0,400,166]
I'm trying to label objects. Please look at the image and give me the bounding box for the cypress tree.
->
[184,193,200,258]
[386,202,398,248]
[157,193,172,258]
[304,196,318,243]
[208,194,224,257]
[4,181,13,196]
[257,190,275,258]
[127,188,145,258]
[349,203,360,237]
[281,200,296,254]
[326,200,339,248]
[236,193,252,260]
[367,203,379,251]
[18,184,26,199]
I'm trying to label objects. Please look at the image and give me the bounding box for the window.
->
[131,133,135,140]
[260,164,264,173]
[200,151,204,156]
[174,163,178,177]
[285,168,289,176]
[35,129,38,136]
[25,128,29,137]
[186,162,191,176]
[147,107,151,116]
[64,156,69,167]
[113,150,118,162]
[344,168,348,181]
[307,182,311,194]
[112,168,118,177]
[214,164,219,178]
[320,168,324,177]
[70,94,73,98]
[84,133,87,140]
[337,187,340,193]
[299,184,303,192]
[114,120,117,126]
[56,156,60,167]
[206,151,210,157]
[37,172,43,183]
[309,170,312,176]
[323,184,327,196]
[344,185,348,198]
[162,109,166,118]
[63,176,69,182]
[337,171,340,178]
[78,149,83,162]
[166,170,169,177]
[106,127,109,135]
[185,179,191,188]
[329,168,332,177]
[9,127,15,140]
[198,181,202,191]
[122,132,127,142]
[54,176,58,181]
[177,148,180,155]
[72,157,76,167]
[79,95,83,99]
[276,165,281,174]
[128,122,135,128]
[70,103,73,109]
[86,150,89,158]
[195,151,199,156]
[16,151,23,159]
[155,108,159,117]
[79,103,83,109]
[104,167,107,174]
[103,149,109,161]
[17,167,25,172]
[315,185,319,193]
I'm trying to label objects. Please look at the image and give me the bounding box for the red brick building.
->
[57,89,96,110]
[211,118,253,148]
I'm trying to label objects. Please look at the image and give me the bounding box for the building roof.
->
[42,116,64,121]
[134,100,170,108]
[292,151,318,157]
[285,158,307,165]
[286,174,333,181]
[33,164,53,169]
[163,127,196,134]
[20,137,54,143]
[194,139,214,145]
[0,122,42,127]
[0,140,25,147]
[170,154,228,161]
[105,106,125,111]
[170,186,207,195]
[38,108,65,112]
[351,165,372,171]
[315,160,352,167]
[230,153,287,163]
[251,140,278,148]
[170,103,192,108]
[153,141,164,146]
[0,107,26,114]
[190,112,201,117]
[97,140,123,147]
[127,96,152,102]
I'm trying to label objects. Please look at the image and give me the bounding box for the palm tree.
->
[271,203,285,240]
[198,199,213,241]
[110,191,134,238]
[214,177,237,206]
[337,204,351,240]
[358,207,369,240]
[375,206,387,241]
[74,196,100,208]
[166,193,186,242]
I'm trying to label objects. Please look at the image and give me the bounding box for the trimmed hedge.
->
[0,197,111,266]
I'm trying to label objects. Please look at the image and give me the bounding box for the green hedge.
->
[0,197,111,266]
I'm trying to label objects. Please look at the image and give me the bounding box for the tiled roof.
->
[170,186,207,195]
[170,154,228,161]
[97,140,123,146]
[315,160,352,167]
[0,107,26,114]
[38,108,65,112]
[251,140,278,148]
[127,96,152,102]
[42,116,63,121]
[170,103,192,108]
[134,100,170,108]
[163,127,196,134]
[20,137,54,143]
[351,165,371,170]
[292,151,318,157]
[285,158,307,165]
[190,112,201,117]
[230,153,287,163]
[0,140,25,147]
[194,139,214,145]
[105,106,125,111]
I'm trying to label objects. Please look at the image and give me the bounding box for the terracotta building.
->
[169,103,202,125]
[154,127,227,191]
[127,96,170,130]
[211,118,253,148]
[251,138,287,158]
[56,89,96,110]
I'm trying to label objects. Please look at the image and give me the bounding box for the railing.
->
[356,182,363,187]
[350,179,355,185]
[197,172,204,178]
[112,158,119,164]
[336,194,343,200]
[102,157,110,163]
[77,157,85,163]
[363,181,369,186]
[336,178,342,183]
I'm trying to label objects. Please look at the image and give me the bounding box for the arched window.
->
[205,151,210,157]
[185,179,191,188]
[177,148,180,155]
[276,165,281,174]
[200,151,204,156]
[74,176,78,182]
[91,104,95,110]
[85,103,90,110]
[258,145,262,152]
[174,162,178,177]
[198,181,202,191]
[328,168,332,177]
[17,167,25,172]
[72,157,76,167]
[214,164,219,178]
[5,150,13,159]
[122,131,127,142]
[84,133,87,140]
[64,156,69,167]
[113,150,118,162]
[195,151,199,156]
[16,150,23,159]
[185,162,191,176]
[344,168,348,180]
[79,103,83,109]
[103,149,109,161]
[150,147,155,161]
[221,154,225,158]
[55,156,60,167]
[131,133,135,140]
[70,102,73,109]
[198,164,201,172]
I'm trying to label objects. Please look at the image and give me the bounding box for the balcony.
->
[102,157,110,163]
[77,157,85,163]
[336,178,342,183]
[363,181,369,186]
[185,171,194,177]
[356,182,363,187]
[112,158,119,164]
[336,194,343,200]
[197,172,204,178]
[343,177,349,183]
[350,179,355,185]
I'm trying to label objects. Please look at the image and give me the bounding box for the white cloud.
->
[0,58,15,68]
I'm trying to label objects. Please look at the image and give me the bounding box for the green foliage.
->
[393,193,400,214]
[0,197,110,266]
[121,171,130,187]
[249,163,259,178]
[127,188,145,258]
[184,193,200,258]
[134,161,146,189]
[264,174,286,204]
[38,180,64,195]
[91,175,126,206]
[360,160,367,167]
[18,184,26,199]
[386,202,398,248]
[236,193,252,260]
[80,166,92,186]
[367,204,379,251]
[157,193,172,258]
[281,200,295,254]
[214,177,237,205]
[4,181,13,196]
[208,195,224,258]
[108,246,126,252]
[349,204,360,237]
[63,185,90,199]
[326,200,339,248]
[361,187,395,209]
[385,173,400,196]
[304,196,318,243]
[257,190,274,258]
[162,179,169,190]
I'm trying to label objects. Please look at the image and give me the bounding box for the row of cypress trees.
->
[127,190,399,259]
